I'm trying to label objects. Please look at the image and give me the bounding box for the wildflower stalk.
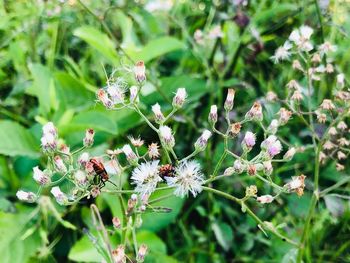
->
[202,186,299,247]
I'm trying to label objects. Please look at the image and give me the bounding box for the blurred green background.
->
[1,0,350,262]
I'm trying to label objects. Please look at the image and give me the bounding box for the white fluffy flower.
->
[131,161,162,197]
[166,160,204,198]
[289,25,314,51]
[271,41,292,63]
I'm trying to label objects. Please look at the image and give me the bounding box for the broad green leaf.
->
[73,26,119,64]
[129,37,185,63]
[212,222,233,251]
[114,10,139,48]
[0,120,38,157]
[27,64,56,116]
[68,235,102,262]
[141,189,183,232]
[54,72,94,111]
[136,231,167,254]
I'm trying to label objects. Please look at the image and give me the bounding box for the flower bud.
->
[224,167,235,176]
[261,135,282,158]
[285,174,306,197]
[137,244,148,262]
[247,164,257,176]
[33,166,51,185]
[159,126,175,149]
[194,130,212,152]
[268,119,279,134]
[336,73,345,88]
[172,88,187,108]
[224,89,235,111]
[129,86,139,103]
[42,122,57,136]
[337,121,347,130]
[97,89,113,109]
[208,105,218,124]
[134,61,146,83]
[41,132,57,151]
[54,156,67,173]
[263,161,273,176]
[283,147,296,161]
[74,170,87,185]
[50,186,68,205]
[257,195,274,204]
[122,144,138,166]
[112,217,121,228]
[242,131,256,151]
[83,128,95,147]
[152,103,165,123]
[245,102,263,122]
[278,108,292,125]
[78,152,90,167]
[148,143,160,159]
[233,160,244,174]
[16,190,37,203]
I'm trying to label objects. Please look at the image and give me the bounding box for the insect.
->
[90,158,109,188]
[158,164,175,180]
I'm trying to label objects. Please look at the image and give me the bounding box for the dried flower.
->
[194,130,212,152]
[230,122,241,136]
[173,88,187,108]
[247,164,257,176]
[83,128,95,147]
[166,160,204,198]
[320,99,335,110]
[286,174,306,196]
[137,244,148,262]
[16,190,37,203]
[148,143,160,159]
[245,185,258,196]
[316,111,327,123]
[112,217,121,228]
[291,90,303,101]
[286,80,302,90]
[318,41,337,57]
[159,125,175,149]
[336,163,345,171]
[33,166,50,185]
[134,61,146,83]
[112,245,126,263]
[337,151,346,160]
[97,89,113,109]
[131,161,162,197]
[337,121,347,130]
[51,186,68,205]
[338,138,349,146]
[257,195,274,204]
[245,102,263,121]
[278,108,292,125]
[209,105,218,124]
[224,89,235,111]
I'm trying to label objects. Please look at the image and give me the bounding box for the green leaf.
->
[141,189,183,232]
[68,235,102,262]
[27,64,56,116]
[73,26,119,64]
[137,231,167,254]
[129,37,185,63]
[0,120,38,157]
[212,222,233,251]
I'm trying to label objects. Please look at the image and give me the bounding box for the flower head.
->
[159,126,175,149]
[209,105,218,124]
[286,174,306,197]
[224,89,235,111]
[271,41,292,63]
[152,103,165,123]
[242,131,256,150]
[148,143,160,159]
[131,161,162,197]
[51,186,68,205]
[173,88,187,108]
[33,166,51,185]
[83,128,95,147]
[16,190,37,203]
[289,25,314,51]
[257,195,274,204]
[166,160,204,198]
[134,61,146,83]
[194,130,212,152]
[122,144,138,165]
